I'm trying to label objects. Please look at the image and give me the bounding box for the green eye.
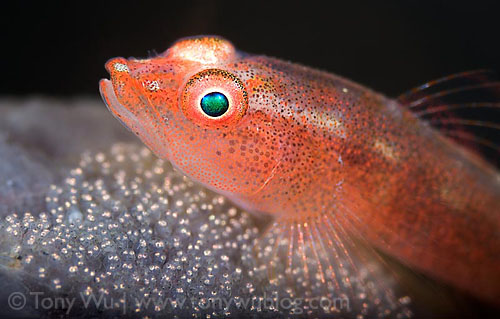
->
[200,92,229,117]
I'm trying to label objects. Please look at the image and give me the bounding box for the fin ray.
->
[256,210,411,316]
[398,70,500,167]
[414,102,500,117]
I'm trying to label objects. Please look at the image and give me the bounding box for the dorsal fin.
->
[397,70,500,168]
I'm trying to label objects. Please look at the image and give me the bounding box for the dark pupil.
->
[200,92,229,117]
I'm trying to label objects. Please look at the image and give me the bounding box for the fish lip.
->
[99,72,174,161]
[99,78,134,132]
[99,58,144,130]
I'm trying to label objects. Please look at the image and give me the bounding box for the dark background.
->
[1,1,500,317]
[1,0,500,98]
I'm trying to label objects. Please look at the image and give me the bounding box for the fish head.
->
[100,36,284,202]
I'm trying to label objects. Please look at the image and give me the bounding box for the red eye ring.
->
[181,69,248,129]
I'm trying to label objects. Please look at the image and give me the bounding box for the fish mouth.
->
[99,59,172,160]
[99,78,135,132]
[99,57,151,135]
[99,74,154,143]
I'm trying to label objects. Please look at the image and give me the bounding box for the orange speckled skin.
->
[100,36,500,303]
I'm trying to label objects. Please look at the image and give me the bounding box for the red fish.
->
[100,36,500,304]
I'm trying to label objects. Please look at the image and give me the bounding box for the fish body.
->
[100,36,500,303]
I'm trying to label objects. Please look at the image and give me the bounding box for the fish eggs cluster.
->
[0,143,412,318]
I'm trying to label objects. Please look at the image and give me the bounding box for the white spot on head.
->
[146,80,160,91]
[342,88,348,93]
[114,63,129,73]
